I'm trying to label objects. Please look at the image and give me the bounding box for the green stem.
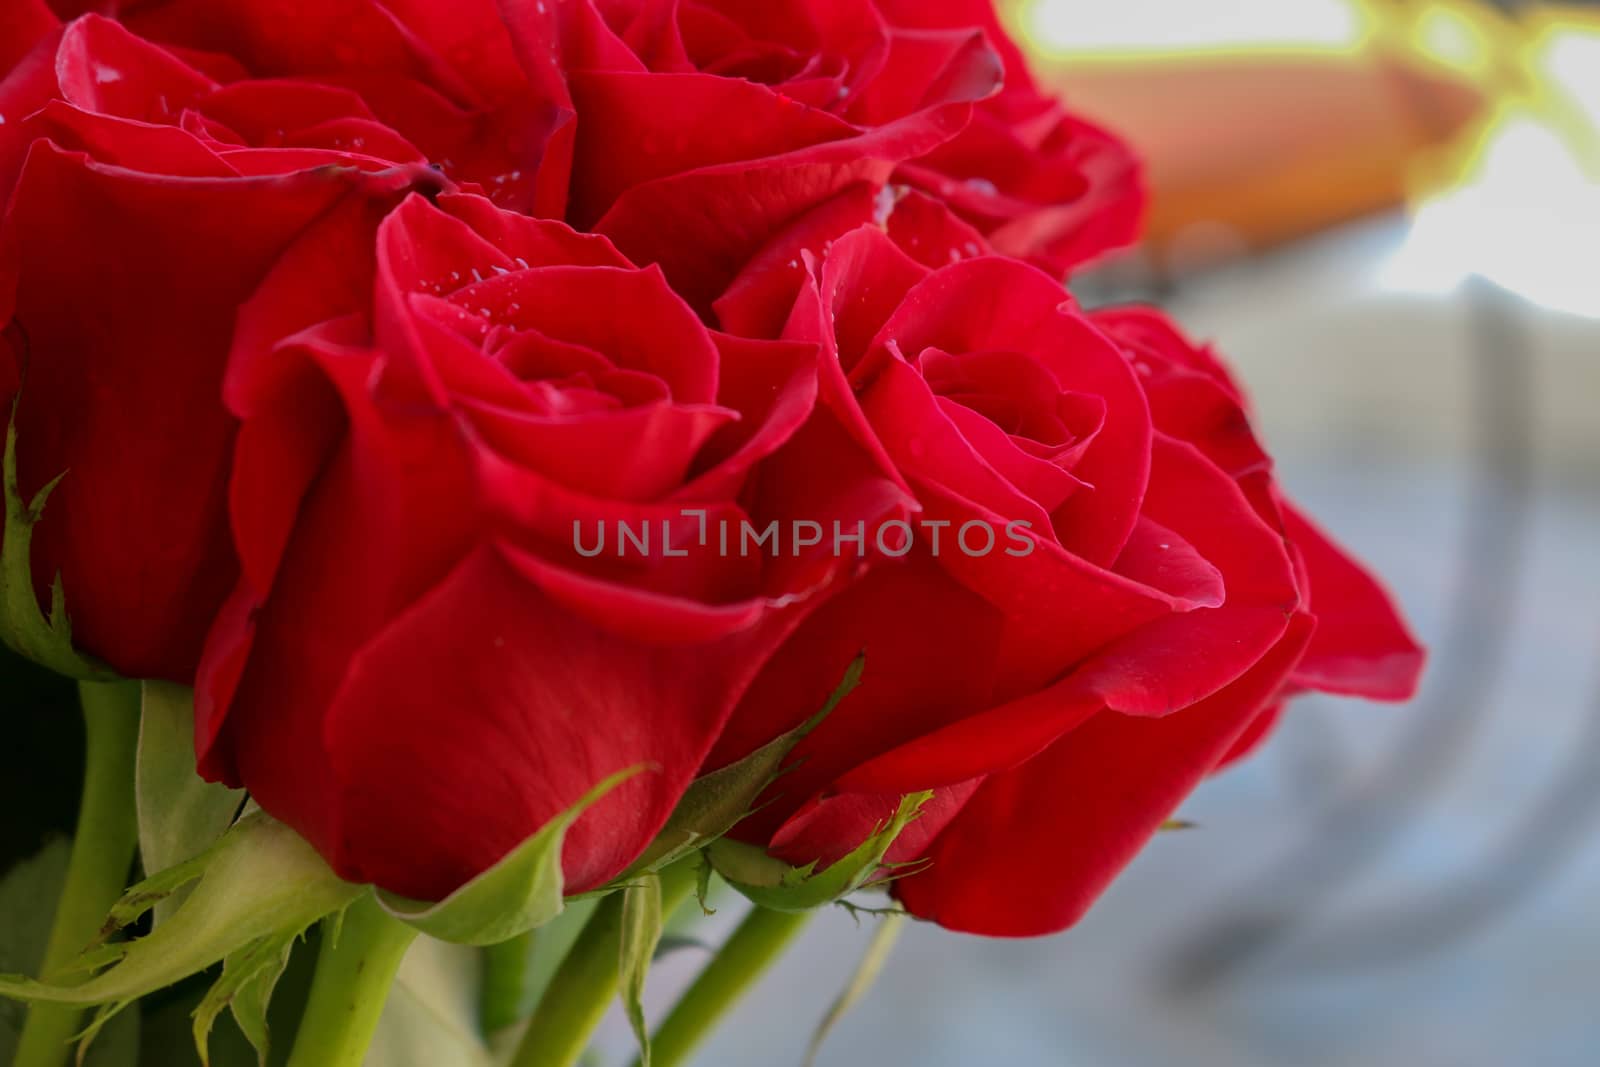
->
[509,863,699,1067]
[13,681,140,1067]
[643,906,813,1067]
[480,927,540,1034]
[283,893,418,1067]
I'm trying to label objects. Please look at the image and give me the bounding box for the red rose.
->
[0,3,546,678]
[499,0,1135,311]
[193,191,905,900]
[707,192,1423,935]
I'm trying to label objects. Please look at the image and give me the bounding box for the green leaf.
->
[633,654,865,872]
[804,911,906,1067]
[708,791,932,913]
[137,682,245,924]
[618,871,664,1067]
[377,767,641,946]
[0,399,116,681]
[0,811,361,1011]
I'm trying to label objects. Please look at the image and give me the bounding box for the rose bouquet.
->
[0,2,1423,1065]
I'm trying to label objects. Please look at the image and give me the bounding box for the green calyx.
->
[706,790,933,913]
[0,399,116,682]
[377,765,644,946]
[629,654,866,876]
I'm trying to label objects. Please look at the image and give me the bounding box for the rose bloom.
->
[706,187,1423,936]
[193,191,908,899]
[0,0,540,679]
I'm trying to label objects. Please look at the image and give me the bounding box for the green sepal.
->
[707,791,933,913]
[693,852,715,916]
[136,682,246,925]
[191,929,298,1066]
[0,399,116,681]
[804,910,906,1067]
[377,766,642,945]
[631,654,865,873]
[618,871,664,1067]
[0,811,361,1011]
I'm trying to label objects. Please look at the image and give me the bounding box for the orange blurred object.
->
[1042,54,1488,267]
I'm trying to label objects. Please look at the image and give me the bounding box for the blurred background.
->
[682,1,1600,1064]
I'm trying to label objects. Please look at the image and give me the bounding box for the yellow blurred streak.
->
[1383,7,1600,317]
[1417,6,1489,70]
